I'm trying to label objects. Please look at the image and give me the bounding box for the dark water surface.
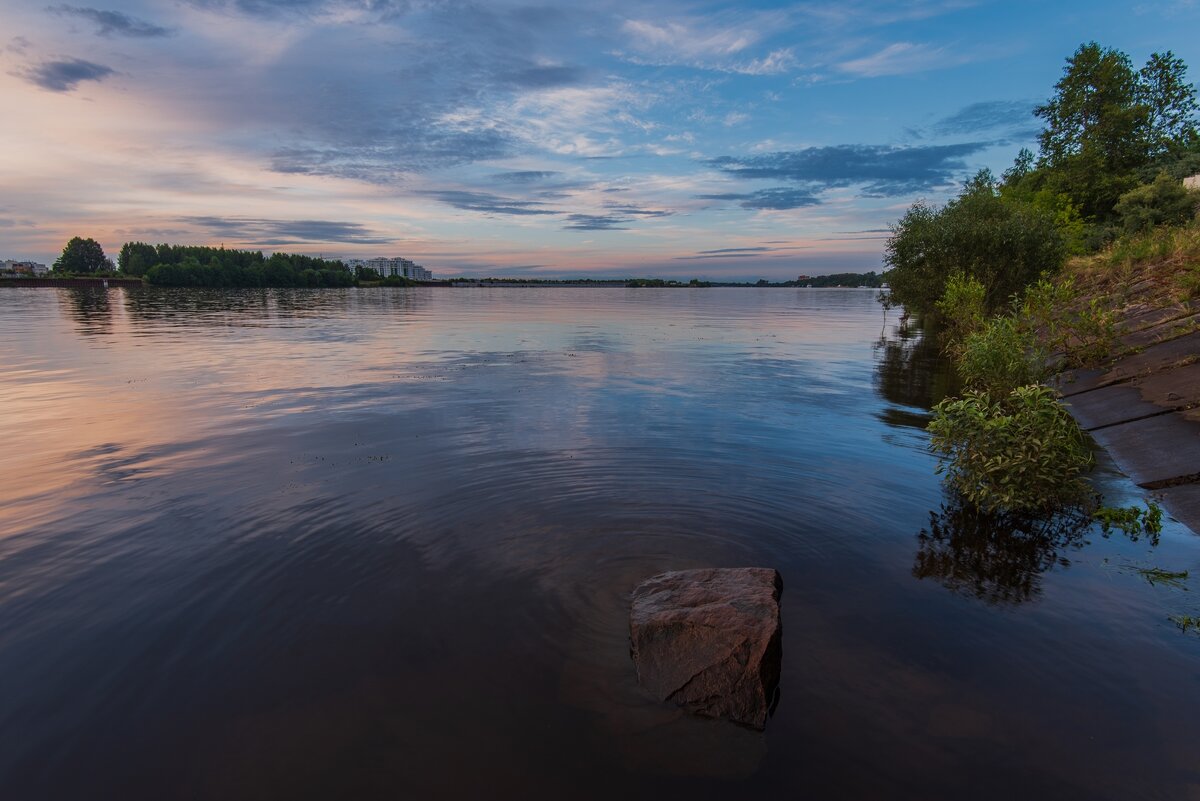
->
[1,287,1198,800]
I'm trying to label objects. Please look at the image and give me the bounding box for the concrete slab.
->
[1121,312,1200,349]
[1130,361,1200,411]
[1063,383,1172,430]
[1156,483,1200,534]
[1110,329,1200,376]
[1053,368,1108,396]
[1089,412,1200,488]
[1119,304,1194,333]
[1065,331,1200,394]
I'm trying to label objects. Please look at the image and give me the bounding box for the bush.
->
[935,272,988,350]
[1018,276,1116,368]
[1114,172,1200,234]
[956,317,1048,395]
[886,176,1067,316]
[928,385,1094,514]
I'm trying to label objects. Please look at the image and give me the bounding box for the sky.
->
[2,0,1198,279]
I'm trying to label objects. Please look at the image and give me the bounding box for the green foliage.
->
[1114,172,1200,234]
[1139,51,1200,156]
[138,244,353,287]
[935,272,987,349]
[1171,615,1200,634]
[1136,567,1187,588]
[936,272,1115,394]
[53,236,112,274]
[1034,43,1199,221]
[628,278,685,287]
[1017,276,1116,368]
[885,176,1066,316]
[956,317,1047,396]
[1176,263,1200,300]
[1094,501,1165,540]
[1000,175,1090,255]
[795,272,885,288]
[928,385,1094,514]
[118,241,158,277]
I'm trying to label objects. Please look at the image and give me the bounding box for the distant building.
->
[2,260,48,276]
[343,257,432,281]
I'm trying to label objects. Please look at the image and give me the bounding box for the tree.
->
[53,237,112,274]
[1036,44,1142,167]
[118,241,158,276]
[1034,43,1199,221]
[1139,51,1199,157]
[884,173,1066,316]
[1034,43,1145,220]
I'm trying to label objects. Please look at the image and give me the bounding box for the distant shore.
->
[0,276,145,288]
[2,276,884,290]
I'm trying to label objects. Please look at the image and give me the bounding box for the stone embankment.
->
[1055,299,1200,532]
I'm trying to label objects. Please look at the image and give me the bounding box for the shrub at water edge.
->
[928,385,1094,514]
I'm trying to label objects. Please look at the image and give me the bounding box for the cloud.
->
[696,187,821,210]
[201,10,608,179]
[562,213,631,231]
[622,17,754,58]
[48,6,173,37]
[674,244,810,260]
[736,48,796,75]
[268,125,513,180]
[838,42,949,77]
[602,204,672,218]
[498,64,585,89]
[183,0,413,20]
[617,12,795,74]
[706,143,988,196]
[180,216,394,245]
[22,58,114,91]
[417,190,561,215]
[932,99,1037,136]
[6,36,32,54]
[490,170,561,184]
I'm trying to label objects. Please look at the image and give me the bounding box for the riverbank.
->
[0,277,145,288]
[1054,232,1200,533]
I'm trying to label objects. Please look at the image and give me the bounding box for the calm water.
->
[1,286,1198,800]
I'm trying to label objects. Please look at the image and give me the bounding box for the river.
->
[1,286,1197,800]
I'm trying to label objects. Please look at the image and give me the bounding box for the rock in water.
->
[629,567,782,730]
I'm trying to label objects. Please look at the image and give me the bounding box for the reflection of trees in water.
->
[872,319,958,426]
[123,287,425,328]
[123,287,272,323]
[61,287,113,336]
[913,503,1095,605]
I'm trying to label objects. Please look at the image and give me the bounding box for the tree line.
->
[118,243,355,287]
[886,42,1200,317]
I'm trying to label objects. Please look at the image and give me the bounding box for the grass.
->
[1066,217,1200,307]
[1136,567,1189,589]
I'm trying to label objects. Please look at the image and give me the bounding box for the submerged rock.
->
[629,567,782,730]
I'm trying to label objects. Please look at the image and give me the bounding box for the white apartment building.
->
[344,257,432,281]
[2,260,48,276]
